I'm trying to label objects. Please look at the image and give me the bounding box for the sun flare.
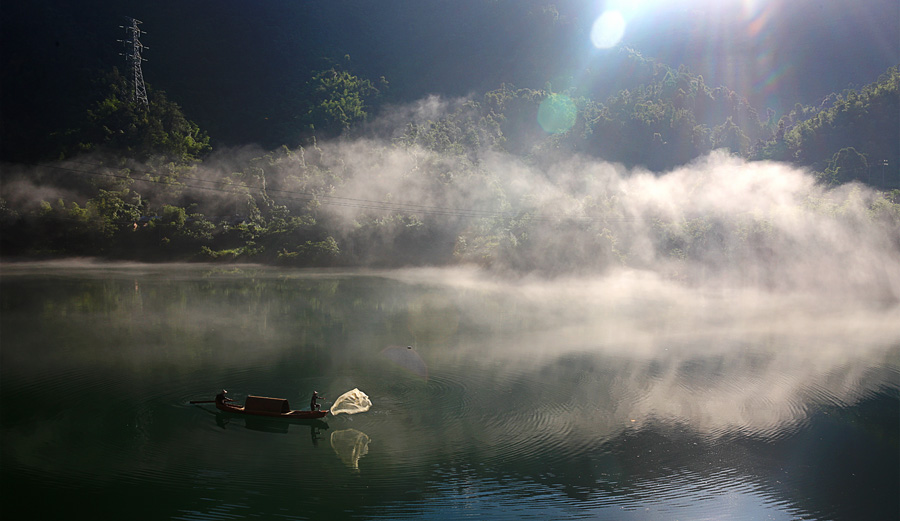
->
[590,10,627,49]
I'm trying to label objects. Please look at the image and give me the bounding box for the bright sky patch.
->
[591,10,626,49]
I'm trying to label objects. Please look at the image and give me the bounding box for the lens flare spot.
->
[591,10,626,49]
[537,94,577,134]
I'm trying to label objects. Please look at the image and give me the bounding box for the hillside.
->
[1,1,898,270]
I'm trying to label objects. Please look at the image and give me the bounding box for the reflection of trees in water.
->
[2,266,897,519]
[4,265,897,436]
[1,268,434,370]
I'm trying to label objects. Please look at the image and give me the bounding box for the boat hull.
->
[216,400,329,419]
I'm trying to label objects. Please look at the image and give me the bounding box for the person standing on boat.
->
[310,391,322,411]
[216,390,234,407]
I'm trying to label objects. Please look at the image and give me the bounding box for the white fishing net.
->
[330,388,372,416]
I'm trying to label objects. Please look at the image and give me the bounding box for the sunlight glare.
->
[537,94,577,134]
[591,10,626,49]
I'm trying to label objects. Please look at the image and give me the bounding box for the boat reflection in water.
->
[214,411,330,445]
[207,390,373,456]
[211,411,371,463]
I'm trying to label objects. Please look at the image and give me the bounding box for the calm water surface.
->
[1,263,897,520]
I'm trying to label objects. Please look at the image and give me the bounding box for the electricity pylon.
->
[119,17,148,106]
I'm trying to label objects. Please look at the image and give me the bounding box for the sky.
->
[1,0,898,150]
[581,0,899,109]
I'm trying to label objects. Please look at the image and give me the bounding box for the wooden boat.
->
[216,394,329,419]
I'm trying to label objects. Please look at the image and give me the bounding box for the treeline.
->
[753,66,900,185]
[393,51,899,183]
[1,57,899,271]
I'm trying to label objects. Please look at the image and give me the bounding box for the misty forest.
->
[2,2,900,520]
[1,1,899,278]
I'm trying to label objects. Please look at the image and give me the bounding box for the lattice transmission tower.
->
[119,17,149,106]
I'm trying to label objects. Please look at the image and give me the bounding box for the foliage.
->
[823,147,869,186]
[62,68,211,164]
[3,61,899,270]
[300,64,386,138]
[397,97,505,159]
[755,66,899,188]
[579,61,768,170]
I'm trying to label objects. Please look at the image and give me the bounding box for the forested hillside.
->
[1,1,898,270]
[2,56,898,270]
[754,67,900,184]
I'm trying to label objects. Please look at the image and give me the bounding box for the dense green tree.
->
[90,187,143,239]
[482,84,546,155]
[824,147,870,185]
[577,59,768,170]
[755,66,899,186]
[397,97,505,159]
[300,63,386,138]
[4,57,900,269]
[712,117,750,156]
[62,68,211,164]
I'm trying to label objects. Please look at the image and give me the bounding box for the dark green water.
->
[1,263,898,520]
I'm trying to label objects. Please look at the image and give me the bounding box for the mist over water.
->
[5,93,899,300]
[300,106,900,442]
[5,94,899,374]
[286,119,900,297]
[1,259,897,520]
[3,94,899,518]
[389,262,899,435]
[245,97,900,288]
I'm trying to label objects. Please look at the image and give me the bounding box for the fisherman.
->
[215,390,234,406]
[310,391,322,411]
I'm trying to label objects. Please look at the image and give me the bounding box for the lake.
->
[1,262,897,520]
